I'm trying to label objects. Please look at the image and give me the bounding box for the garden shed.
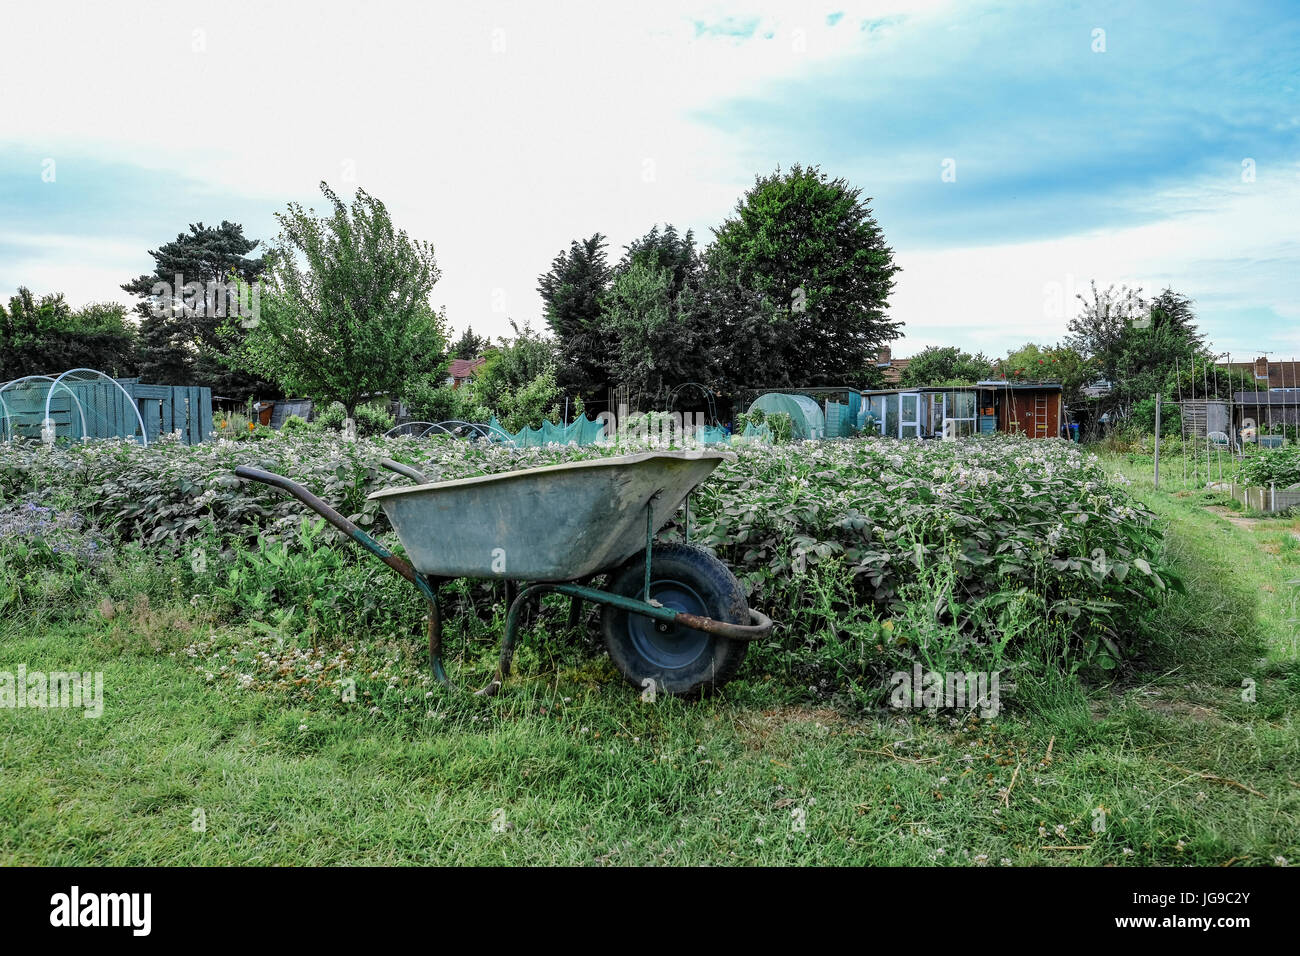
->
[1233,390,1300,436]
[861,382,1064,440]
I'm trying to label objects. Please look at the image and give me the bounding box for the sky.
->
[1,0,1298,362]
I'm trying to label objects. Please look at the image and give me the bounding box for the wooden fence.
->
[1229,482,1300,513]
[0,380,213,445]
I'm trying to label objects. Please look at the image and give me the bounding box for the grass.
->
[1,451,1297,865]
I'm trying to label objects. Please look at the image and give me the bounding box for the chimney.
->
[877,346,892,365]
[1254,356,1269,379]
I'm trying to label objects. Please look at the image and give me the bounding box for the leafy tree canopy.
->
[1066,282,1207,418]
[900,346,993,387]
[993,342,1093,404]
[537,233,613,399]
[227,183,448,417]
[450,325,487,360]
[0,288,138,380]
[706,163,902,388]
[602,261,713,410]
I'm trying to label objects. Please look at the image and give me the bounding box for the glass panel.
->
[950,391,976,420]
[885,394,900,437]
[900,393,920,439]
[928,394,945,435]
[866,396,886,435]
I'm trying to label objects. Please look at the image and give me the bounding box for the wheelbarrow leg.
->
[478,583,550,697]
[425,576,449,687]
[566,574,594,629]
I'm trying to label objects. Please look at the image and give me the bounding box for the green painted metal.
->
[643,502,653,601]
[370,451,724,581]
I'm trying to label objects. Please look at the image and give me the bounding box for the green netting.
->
[747,393,825,440]
[825,401,846,438]
[741,422,773,442]
[489,414,606,447]
[696,424,731,444]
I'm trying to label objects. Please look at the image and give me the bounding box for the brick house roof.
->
[875,346,910,384]
[1219,357,1300,389]
[448,357,486,381]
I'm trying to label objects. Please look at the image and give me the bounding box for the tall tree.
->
[618,223,699,298]
[602,262,712,409]
[0,289,138,380]
[706,164,902,387]
[121,221,268,396]
[537,234,613,399]
[450,325,487,359]
[227,183,448,418]
[1066,281,1204,420]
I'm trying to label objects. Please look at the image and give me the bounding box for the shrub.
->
[314,402,347,430]
[1240,445,1300,488]
[354,401,395,437]
[766,411,794,444]
[280,414,315,433]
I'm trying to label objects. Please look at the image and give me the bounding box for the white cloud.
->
[889,167,1300,359]
[2,0,1294,366]
[0,0,952,337]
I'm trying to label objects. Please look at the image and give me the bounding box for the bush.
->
[1128,398,1181,436]
[314,402,347,430]
[280,414,316,433]
[312,401,395,435]
[766,411,794,444]
[1240,445,1300,488]
[354,401,395,437]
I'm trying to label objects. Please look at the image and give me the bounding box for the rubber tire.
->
[600,543,749,698]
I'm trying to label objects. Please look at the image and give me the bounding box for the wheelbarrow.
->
[232,450,773,698]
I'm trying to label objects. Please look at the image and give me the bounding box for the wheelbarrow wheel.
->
[600,543,749,698]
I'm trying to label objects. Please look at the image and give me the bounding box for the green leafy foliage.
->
[707,163,902,388]
[537,233,615,399]
[0,431,1168,682]
[120,220,269,397]
[993,343,1093,403]
[0,289,138,380]
[227,183,449,417]
[765,412,793,444]
[1240,445,1300,488]
[901,346,992,387]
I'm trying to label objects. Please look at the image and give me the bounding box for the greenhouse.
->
[746,393,827,440]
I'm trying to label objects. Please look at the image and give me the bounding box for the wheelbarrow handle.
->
[232,464,430,597]
[378,458,428,484]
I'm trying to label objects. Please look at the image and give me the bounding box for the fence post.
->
[1153,395,1161,489]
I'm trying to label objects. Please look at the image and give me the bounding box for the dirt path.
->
[1203,505,1265,531]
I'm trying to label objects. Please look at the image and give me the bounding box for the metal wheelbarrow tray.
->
[234,451,773,698]
[369,451,721,581]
